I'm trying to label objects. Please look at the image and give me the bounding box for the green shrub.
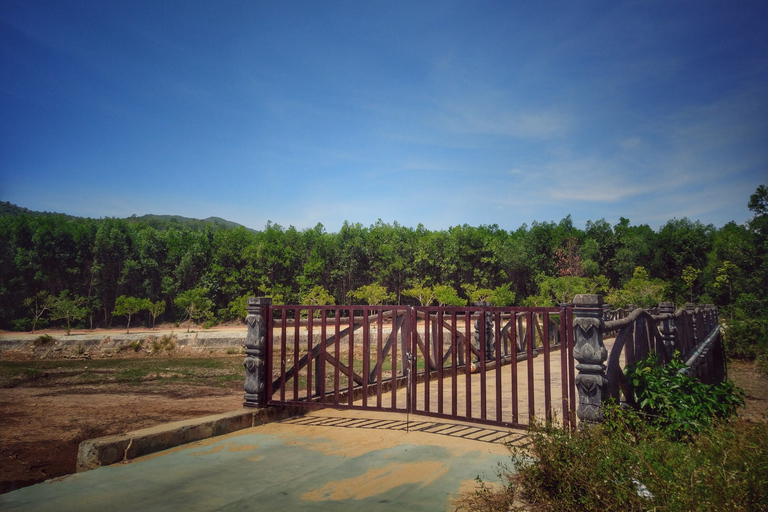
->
[624,352,744,439]
[724,318,768,360]
[33,334,54,346]
[11,318,32,332]
[151,333,175,353]
[455,407,768,512]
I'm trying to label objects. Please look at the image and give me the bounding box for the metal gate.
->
[265,304,575,429]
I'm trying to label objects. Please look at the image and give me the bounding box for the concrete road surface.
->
[1,409,525,512]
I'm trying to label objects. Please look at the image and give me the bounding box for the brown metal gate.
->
[266,304,575,429]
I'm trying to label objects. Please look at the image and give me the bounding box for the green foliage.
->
[300,285,335,317]
[433,284,467,306]
[456,405,768,512]
[488,283,516,307]
[151,333,176,353]
[604,266,665,308]
[112,295,149,334]
[50,290,88,335]
[681,265,700,302]
[33,334,54,346]
[23,291,54,333]
[402,281,436,306]
[462,284,494,304]
[300,285,335,306]
[2,185,766,330]
[174,287,214,332]
[347,283,394,305]
[724,317,768,361]
[147,299,166,328]
[225,294,250,322]
[624,351,745,438]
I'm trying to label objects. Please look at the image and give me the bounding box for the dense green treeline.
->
[1,186,766,333]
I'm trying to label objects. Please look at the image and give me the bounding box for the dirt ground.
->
[1,342,766,495]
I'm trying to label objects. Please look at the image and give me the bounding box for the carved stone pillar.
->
[573,294,607,424]
[685,303,697,344]
[658,301,676,359]
[244,297,271,408]
[474,301,494,361]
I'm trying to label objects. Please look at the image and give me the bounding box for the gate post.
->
[244,297,272,408]
[658,301,676,359]
[573,294,608,424]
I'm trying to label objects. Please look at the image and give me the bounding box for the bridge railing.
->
[573,294,725,423]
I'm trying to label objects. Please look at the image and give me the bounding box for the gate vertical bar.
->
[451,311,458,417]
[280,312,287,402]
[567,305,576,427]
[244,297,271,408]
[362,308,369,406]
[510,312,519,425]
[424,310,431,412]
[334,312,340,403]
[307,309,313,400]
[318,311,327,401]
[390,310,398,409]
[437,310,444,414]
[494,310,502,423]
[464,310,472,418]
[347,307,354,406]
[376,310,383,408]
[293,307,300,402]
[479,307,487,421]
[559,307,570,428]
[526,311,535,421]
[543,312,552,423]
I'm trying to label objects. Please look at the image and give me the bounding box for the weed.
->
[624,351,745,439]
[76,344,85,355]
[33,334,55,347]
[455,408,768,512]
[151,333,176,353]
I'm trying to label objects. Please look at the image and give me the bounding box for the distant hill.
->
[126,214,256,232]
[0,200,255,232]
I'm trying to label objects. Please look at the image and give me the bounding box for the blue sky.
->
[2,1,766,233]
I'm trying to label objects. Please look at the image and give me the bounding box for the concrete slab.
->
[1,409,520,512]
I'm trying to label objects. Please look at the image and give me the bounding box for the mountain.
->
[0,200,255,232]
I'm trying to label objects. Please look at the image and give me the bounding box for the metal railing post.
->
[244,296,272,408]
[573,294,607,424]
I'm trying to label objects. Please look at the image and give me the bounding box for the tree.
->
[50,290,87,335]
[462,284,494,303]
[300,285,335,318]
[402,281,436,306]
[347,283,394,306]
[175,288,214,332]
[433,284,467,306]
[605,267,665,309]
[300,285,335,306]
[488,283,516,307]
[148,299,166,328]
[682,266,701,303]
[715,261,738,319]
[112,295,149,334]
[23,291,53,333]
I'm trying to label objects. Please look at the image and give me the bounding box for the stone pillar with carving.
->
[244,297,272,408]
[473,301,494,361]
[685,303,697,344]
[658,301,676,359]
[573,294,608,424]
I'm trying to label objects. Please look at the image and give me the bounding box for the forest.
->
[0,186,765,352]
